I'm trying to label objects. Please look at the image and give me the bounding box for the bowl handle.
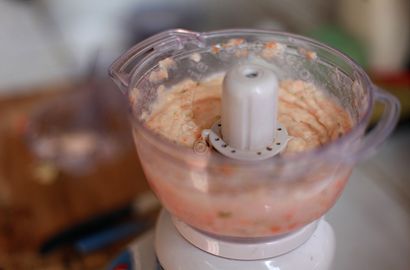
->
[109,29,199,94]
[354,86,400,161]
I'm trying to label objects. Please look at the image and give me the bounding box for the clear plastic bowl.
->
[109,29,400,237]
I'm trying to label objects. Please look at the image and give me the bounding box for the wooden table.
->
[0,83,152,269]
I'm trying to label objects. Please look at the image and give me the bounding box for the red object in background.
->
[371,70,410,122]
[372,71,410,88]
[114,263,130,270]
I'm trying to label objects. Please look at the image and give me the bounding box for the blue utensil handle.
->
[75,222,145,253]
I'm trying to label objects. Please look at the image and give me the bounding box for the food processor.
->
[109,29,400,270]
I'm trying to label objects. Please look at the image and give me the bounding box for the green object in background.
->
[309,25,368,69]
[310,25,410,123]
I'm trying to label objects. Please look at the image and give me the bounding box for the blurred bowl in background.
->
[25,78,132,176]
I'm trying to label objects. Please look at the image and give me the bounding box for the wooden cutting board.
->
[0,83,150,257]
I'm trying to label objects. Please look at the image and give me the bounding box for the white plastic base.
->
[172,212,319,260]
[156,210,335,270]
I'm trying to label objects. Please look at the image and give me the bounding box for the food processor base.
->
[125,209,335,270]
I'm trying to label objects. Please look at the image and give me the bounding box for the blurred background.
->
[0,0,409,269]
